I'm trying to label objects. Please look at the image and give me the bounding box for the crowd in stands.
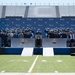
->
[0,27,75,47]
[45,27,75,38]
[45,27,75,47]
[0,27,34,47]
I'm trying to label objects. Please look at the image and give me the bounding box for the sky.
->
[0,0,75,5]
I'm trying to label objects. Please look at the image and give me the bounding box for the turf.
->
[0,55,75,73]
[32,55,75,73]
[0,55,36,72]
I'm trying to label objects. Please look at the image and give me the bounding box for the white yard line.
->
[41,60,46,62]
[0,73,75,75]
[1,70,5,73]
[54,71,58,73]
[28,55,39,73]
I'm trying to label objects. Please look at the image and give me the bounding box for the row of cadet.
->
[0,27,75,47]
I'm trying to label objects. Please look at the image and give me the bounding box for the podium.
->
[35,32,42,47]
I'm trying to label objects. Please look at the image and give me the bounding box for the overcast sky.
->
[0,0,75,5]
[0,0,74,3]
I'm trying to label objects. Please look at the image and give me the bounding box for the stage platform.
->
[11,38,67,48]
[0,38,74,55]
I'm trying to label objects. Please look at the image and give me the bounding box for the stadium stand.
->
[0,17,75,36]
[0,17,75,47]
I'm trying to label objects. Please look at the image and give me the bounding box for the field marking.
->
[21,60,29,62]
[1,70,5,73]
[30,73,34,75]
[41,60,46,62]
[57,60,62,62]
[9,60,29,63]
[28,55,39,73]
[0,73,75,75]
[55,71,58,73]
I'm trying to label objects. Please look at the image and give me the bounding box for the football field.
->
[0,55,75,75]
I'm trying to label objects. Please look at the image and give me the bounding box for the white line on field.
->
[57,60,62,62]
[28,55,39,73]
[1,70,5,73]
[55,71,58,73]
[41,60,46,62]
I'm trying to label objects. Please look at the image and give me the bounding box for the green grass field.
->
[0,55,75,73]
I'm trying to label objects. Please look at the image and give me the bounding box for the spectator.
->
[69,31,75,47]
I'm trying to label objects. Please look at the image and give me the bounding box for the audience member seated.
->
[0,27,34,47]
[0,27,75,47]
[45,27,75,47]
[48,29,55,38]
[66,32,70,47]
[36,28,42,34]
[69,31,75,47]
[45,27,74,38]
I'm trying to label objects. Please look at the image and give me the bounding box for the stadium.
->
[0,0,75,75]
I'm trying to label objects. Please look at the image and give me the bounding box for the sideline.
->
[0,73,75,75]
[28,55,39,73]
